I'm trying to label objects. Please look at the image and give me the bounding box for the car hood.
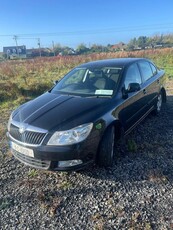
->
[13,92,111,131]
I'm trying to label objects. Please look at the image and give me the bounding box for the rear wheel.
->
[153,93,163,115]
[97,126,115,167]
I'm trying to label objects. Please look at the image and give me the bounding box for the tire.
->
[153,93,163,115]
[97,126,115,167]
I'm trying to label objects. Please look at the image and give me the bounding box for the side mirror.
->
[53,80,58,85]
[122,83,141,99]
[127,83,141,93]
[122,86,128,99]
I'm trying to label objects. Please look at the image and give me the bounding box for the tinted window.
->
[52,66,122,96]
[138,61,153,82]
[124,63,142,90]
[150,63,157,75]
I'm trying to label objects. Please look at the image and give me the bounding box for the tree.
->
[76,43,89,54]
[54,44,75,55]
[90,44,108,53]
[126,37,137,50]
[137,36,147,49]
[54,43,63,55]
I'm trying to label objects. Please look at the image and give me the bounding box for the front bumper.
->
[8,132,99,171]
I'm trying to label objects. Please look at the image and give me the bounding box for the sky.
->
[0,0,173,51]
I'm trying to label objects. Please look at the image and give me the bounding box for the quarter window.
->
[150,63,157,75]
[124,63,142,90]
[138,61,153,82]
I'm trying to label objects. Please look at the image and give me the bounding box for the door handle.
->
[157,79,160,84]
[143,89,147,94]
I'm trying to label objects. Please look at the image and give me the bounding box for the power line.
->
[0,23,173,38]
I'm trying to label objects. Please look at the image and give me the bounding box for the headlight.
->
[47,123,93,146]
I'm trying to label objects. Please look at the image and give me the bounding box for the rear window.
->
[138,61,153,82]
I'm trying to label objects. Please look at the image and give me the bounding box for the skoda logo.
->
[19,124,27,134]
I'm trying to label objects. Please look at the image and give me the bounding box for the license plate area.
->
[11,142,34,158]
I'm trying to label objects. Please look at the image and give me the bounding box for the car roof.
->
[78,58,148,68]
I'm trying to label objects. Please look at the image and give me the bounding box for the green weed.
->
[127,139,137,152]
[58,180,73,190]
[27,168,38,178]
[0,199,12,210]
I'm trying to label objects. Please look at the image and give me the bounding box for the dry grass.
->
[0,48,173,105]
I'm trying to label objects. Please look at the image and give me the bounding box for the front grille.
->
[10,123,47,145]
[12,149,51,169]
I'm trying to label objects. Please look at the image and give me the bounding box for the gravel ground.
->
[1,89,173,229]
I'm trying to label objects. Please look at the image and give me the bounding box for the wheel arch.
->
[104,119,124,140]
[96,118,124,167]
[160,87,166,103]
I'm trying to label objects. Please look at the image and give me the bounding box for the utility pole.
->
[52,41,55,56]
[37,38,41,57]
[13,35,19,57]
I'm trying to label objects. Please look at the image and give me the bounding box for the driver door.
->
[119,63,145,132]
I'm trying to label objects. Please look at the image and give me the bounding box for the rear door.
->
[138,61,159,111]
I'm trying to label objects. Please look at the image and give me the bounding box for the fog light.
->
[58,159,83,168]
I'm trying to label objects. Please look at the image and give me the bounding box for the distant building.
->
[3,45,26,59]
[111,42,126,51]
[26,48,53,57]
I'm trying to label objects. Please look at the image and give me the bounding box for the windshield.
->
[51,66,122,97]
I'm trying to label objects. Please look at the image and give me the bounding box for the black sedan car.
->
[7,58,166,171]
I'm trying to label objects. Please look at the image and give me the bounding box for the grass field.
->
[0,48,173,110]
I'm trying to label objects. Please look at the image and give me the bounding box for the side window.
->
[124,63,142,90]
[138,61,153,82]
[150,63,157,75]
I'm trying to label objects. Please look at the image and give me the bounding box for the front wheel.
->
[97,126,115,167]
